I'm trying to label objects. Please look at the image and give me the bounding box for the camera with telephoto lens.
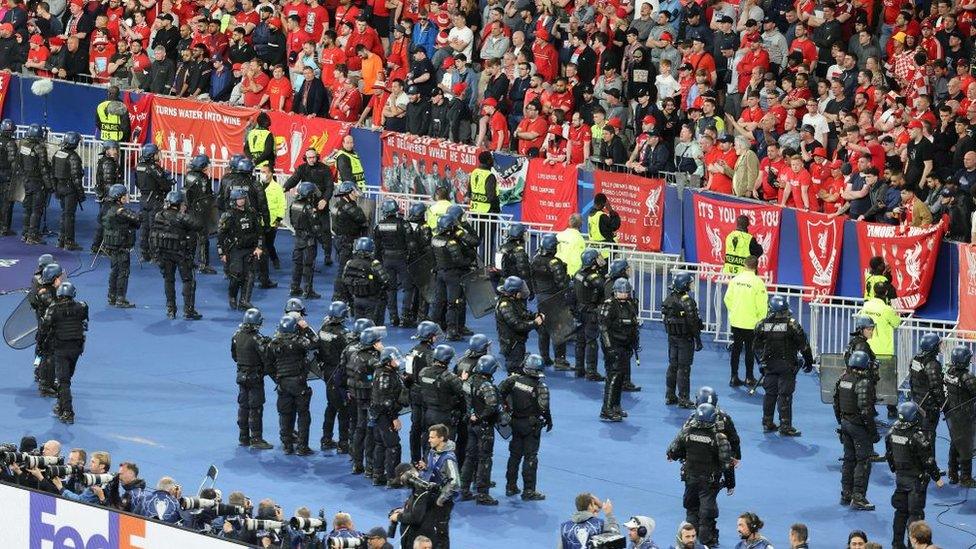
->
[587,532,626,549]
[401,471,436,493]
[330,537,365,548]
[45,464,85,478]
[0,451,64,469]
[290,517,325,531]
[79,473,116,487]
[242,518,283,532]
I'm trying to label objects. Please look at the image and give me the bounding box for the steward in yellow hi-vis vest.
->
[468,151,500,214]
[722,215,764,274]
[245,112,276,168]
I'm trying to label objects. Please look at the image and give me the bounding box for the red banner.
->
[959,245,976,331]
[522,159,579,229]
[123,92,153,144]
[795,210,845,296]
[593,170,664,252]
[267,111,350,173]
[0,73,11,120]
[380,133,481,203]
[856,220,947,310]
[692,193,781,281]
[150,97,256,167]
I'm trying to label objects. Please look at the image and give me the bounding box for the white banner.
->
[0,482,242,548]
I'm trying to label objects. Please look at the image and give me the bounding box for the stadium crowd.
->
[0,0,973,240]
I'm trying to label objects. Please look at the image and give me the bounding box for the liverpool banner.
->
[381,133,479,202]
[593,170,664,252]
[795,210,844,296]
[0,73,11,120]
[959,244,976,331]
[123,92,153,144]
[692,193,781,281]
[150,97,256,169]
[268,111,350,172]
[522,159,579,229]
[856,220,946,310]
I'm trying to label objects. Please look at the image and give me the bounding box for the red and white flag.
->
[796,210,844,296]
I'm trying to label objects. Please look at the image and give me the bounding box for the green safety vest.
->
[96,101,123,141]
[860,297,901,356]
[722,230,753,274]
[427,199,452,229]
[469,168,492,213]
[864,274,888,299]
[336,149,366,192]
[556,228,586,276]
[247,128,271,167]
[588,210,611,242]
[723,270,768,329]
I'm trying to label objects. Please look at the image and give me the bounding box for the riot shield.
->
[3,295,36,349]
[11,174,25,203]
[205,203,220,234]
[357,196,376,228]
[946,399,976,459]
[407,253,436,304]
[495,422,512,440]
[538,291,577,346]
[819,353,898,405]
[461,269,497,318]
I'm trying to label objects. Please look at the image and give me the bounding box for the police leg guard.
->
[237,384,250,443]
[55,356,73,417]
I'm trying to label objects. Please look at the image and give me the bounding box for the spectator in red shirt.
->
[686,37,716,85]
[329,64,363,121]
[757,140,787,202]
[820,160,848,214]
[267,64,294,111]
[531,28,558,82]
[482,97,510,151]
[281,0,308,28]
[242,60,270,107]
[285,15,310,69]
[319,30,344,87]
[790,25,819,68]
[703,134,737,194]
[515,100,547,156]
[387,25,410,82]
[567,111,592,165]
[24,34,51,77]
[344,13,384,72]
[780,154,813,210]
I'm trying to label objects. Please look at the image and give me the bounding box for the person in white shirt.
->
[447,13,474,62]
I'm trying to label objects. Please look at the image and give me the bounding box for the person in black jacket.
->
[405,85,431,136]
[150,13,179,60]
[145,46,175,94]
[446,89,472,143]
[599,125,628,171]
[259,17,286,68]
[428,88,450,138]
[293,65,326,116]
[0,24,23,71]
[58,36,88,81]
[38,282,88,424]
[284,148,334,264]
[390,463,439,549]
[268,315,319,455]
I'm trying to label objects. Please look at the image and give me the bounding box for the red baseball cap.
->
[907,120,924,130]
[452,82,467,96]
[232,63,243,71]
[813,147,827,158]
[660,32,673,41]
[29,34,43,45]
[642,115,656,125]
[829,160,843,170]
[482,97,498,110]
[442,57,453,69]
[268,17,281,28]
[49,36,65,46]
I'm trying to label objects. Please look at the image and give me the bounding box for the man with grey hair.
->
[145,45,174,94]
[131,476,183,523]
[412,536,433,549]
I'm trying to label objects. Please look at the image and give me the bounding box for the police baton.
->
[747,373,765,395]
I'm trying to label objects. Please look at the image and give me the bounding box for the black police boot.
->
[184,309,203,320]
[59,412,74,425]
[400,317,417,329]
[199,265,217,274]
[372,475,387,486]
[239,433,250,446]
[250,439,273,450]
[622,381,641,392]
[586,371,605,382]
[296,446,314,456]
[475,493,499,506]
[229,297,238,310]
[289,287,302,297]
[283,445,295,455]
[665,394,678,405]
[840,492,852,506]
[762,419,778,433]
[259,280,278,289]
[961,475,976,488]
[677,399,696,409]
[115,298,135,309]
[303,289,322,300]
[729,376,743,387]
[600,408,622,422]
[337,441,350,454]
[612,406,628,418]
[505,485,520,497]
[521,490,545,501]
[460,490,475,501]
[272,258,281,270]
[779,426,802,437]
[460,327,474,336]
[575,368,586,378]
[352,464,365,475]
[554,359,573,371]
[166,307,176,319]
[39,385,57,397]
[949,469,960,484]
[745,376,758,388]
[65,242,82,251]
[851,495,875,511]
[447,331,463,342]
[389,314,400,327]
[321,439,337,451]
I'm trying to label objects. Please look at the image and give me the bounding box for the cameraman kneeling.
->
[389,462,450,549]
[217,492,257,544]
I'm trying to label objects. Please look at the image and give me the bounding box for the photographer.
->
[217,491,257,544]
[132,476,183,524]
[183,488,223,533]
[9,440,63,495]
[365,527,394,549]
[282,506,325,548]
[54,450,111,505]
[106,462,145,512]
[323,511,365,548]
[389,464,438,549]
[251,498,285,548]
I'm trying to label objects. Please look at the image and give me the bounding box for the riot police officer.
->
[18,123,53,245]
[283,148,334,266]
[183,154,217,274]
[499,354,551,501]
[135,143,174,261]
[101,184,141,308]
[342,237,392,325]
[373,199,411,326]
[318,301,351,452]
[406,321,442,464]
[151,191,202,320]
[30,262,62,394]
[909,334,946,447]
[496,223,532,293]
[752,295,813,437]
[574,248,606,381]
[0,118,18,236]
[666,403,735,548]
[38,282,88,425]
[331,181,369,300]
[337,318,375,456]
[349,326,386,475]
[944,345,976,487]
[453,333,492,468]
[833,350,879,510]
[532,234,571,369]
[290,182,320,299]
[445,205,481,337]
[689,386,742,463]
[662,272,703,407]
[599,278,640,422]
[371,346,408,486]
[460,355,503,506]
[418,344,465,440]
[268,315,318,455]
[431,215,472,341]
[90,140,121,253]
[495,276,544,374]
[218,189,265,310]
[402,203,432,328]
[51,131,85,250]
[232,308,273,450]
[603,259,640,392]
[885,401,944,549]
